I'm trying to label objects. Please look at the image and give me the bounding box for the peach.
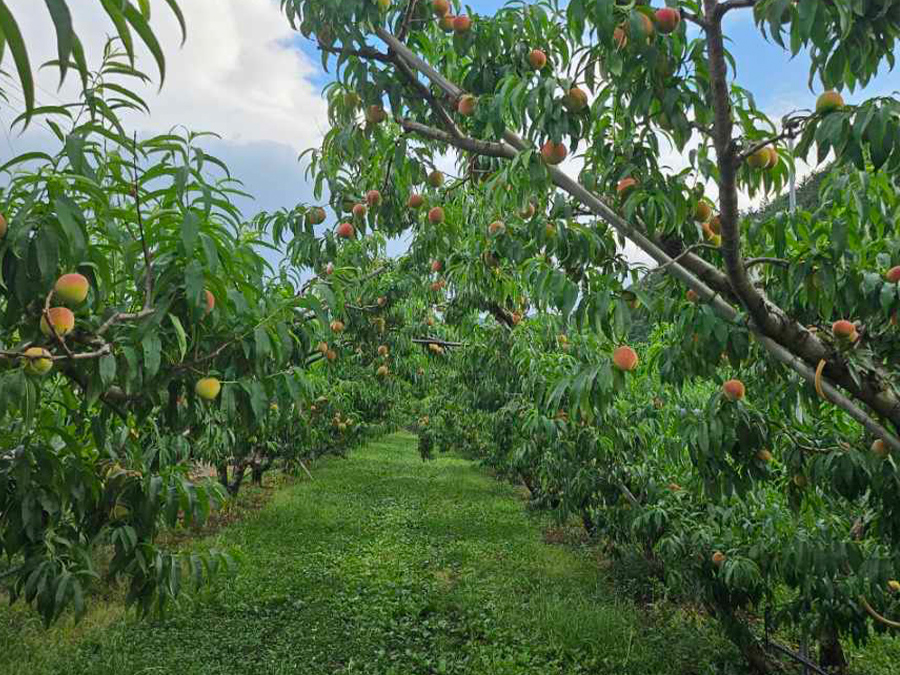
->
[407,193,424,208]
[336,222,356,239]
[816,91,844,114]
[438,14,455,31]
[431,259,443,273]
[427,170,444,188]
[54,273,90,305]
[612,345,638,372]
[528,49,547,70]
[712,551,727,566]
[0,212,7,238]
[832,319,857,341]
[307,207,327,225]
[452,15,471,33]
[563,87,589,112]
[428,206,445,224]
[722,379,745,401]
[616,177,638,198]
[330,320,345,333]
[40,307,75,337]
[488,220,506,236]
[654,7,680,34]
[376,365,389,377]
[432,0,450,17]
[885,266,900,283]
[693,200,712,223]
[366,189,382,207]
[23,347,53,376]
[457,94,477,116]
[540,141,567,165]
[871,439,890,458]
[195,377,221,400]
[365,105,387,124]
[352,203,367,219]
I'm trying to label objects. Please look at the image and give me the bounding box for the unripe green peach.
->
[23,347,53,376]
[427,170,444,188]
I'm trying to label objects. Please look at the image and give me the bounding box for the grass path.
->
[2,433,735,674]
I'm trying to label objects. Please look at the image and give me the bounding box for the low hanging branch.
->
[366,26,900,452]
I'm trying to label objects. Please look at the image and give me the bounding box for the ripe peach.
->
[326,349,337,362]
[40,307,75,337]
[0,212,7,238]
[885,266,900,283]
[712,551,727,566]
[563,87,589,112]
[432,0,450,17]
[366,189,382,207]
[438,13,455,31]
[407,193,424,208]
[693,201,712,223]
[336,222,356,239]
[54,273,90,305]
[654,7,680,34]
[365,105,387,124]
[686,289,700,303]
[431,259,443,273]
[23,347,53,376]
[528,49,547,70]
[428,206,445,224]
[617,177,638,199]
[307,207,327,225]
[330,320,345,333]
[452,15,471,33]
[195,377,221,400]
[871,439,890,458]
[457,94,477,116]
[488,220,506,236]
[204,289,215,315]
[612,345,638,372]
[748,146,771,169]
[540,141,567,165]
[317,341,329,354]
[832,319,857,341]
[722,379,745,401]
[519,203,536,219]
[816,91,844,115]
[756,449,773,462]
[352,203,367,219]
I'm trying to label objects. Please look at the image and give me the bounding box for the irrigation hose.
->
[860,596,900,629]
[814,359,828,401]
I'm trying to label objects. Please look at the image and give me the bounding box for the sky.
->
[1,0,897,272]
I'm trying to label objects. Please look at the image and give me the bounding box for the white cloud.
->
[5,0,328,153]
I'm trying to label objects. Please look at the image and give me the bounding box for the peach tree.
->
[281,0,900,669]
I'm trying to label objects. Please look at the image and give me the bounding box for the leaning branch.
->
[371,26,900,452]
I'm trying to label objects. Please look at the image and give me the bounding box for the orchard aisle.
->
[3,433,730,675]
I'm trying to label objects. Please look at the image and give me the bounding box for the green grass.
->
[2,432,894,674]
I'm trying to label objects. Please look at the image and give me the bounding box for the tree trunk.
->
[819,627,847,674]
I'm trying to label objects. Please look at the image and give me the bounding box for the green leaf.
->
[99,354,117,388]
[121,1,167,86]
[0,0,35,120]
[168,313,187,361]
[142,332,161,380]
